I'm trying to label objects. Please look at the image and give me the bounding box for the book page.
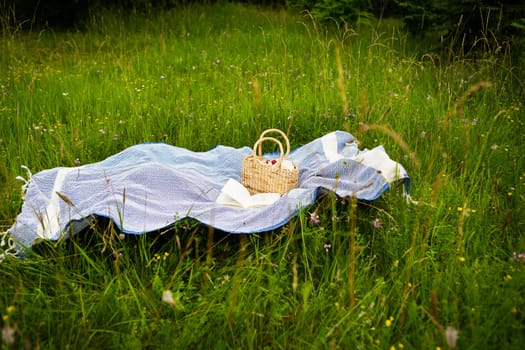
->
[216,179,281,208]
[216,179,252,207]
[249,192,281,207]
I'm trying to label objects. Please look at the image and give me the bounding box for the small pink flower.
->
[324,243,331,252]
[513,252,525,263]
[373,218,381,229]
[309,212,320,224]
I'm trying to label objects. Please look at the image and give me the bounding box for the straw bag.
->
[242,129,299,194]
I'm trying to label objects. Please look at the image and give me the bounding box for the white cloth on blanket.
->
[6,131,410,249]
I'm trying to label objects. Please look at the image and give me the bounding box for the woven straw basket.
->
[242,129,298,194]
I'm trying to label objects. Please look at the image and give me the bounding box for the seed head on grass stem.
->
[358,123,421,168]
[335,46,349,119]
[347,194,357,309]
[445,80,493,127]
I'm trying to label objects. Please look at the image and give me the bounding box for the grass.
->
[1,2,524,349]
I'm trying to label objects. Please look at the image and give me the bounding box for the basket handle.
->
[252,136,286,168]
[255,129,291,158]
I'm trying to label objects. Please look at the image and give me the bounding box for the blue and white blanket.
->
[1,131,410,258]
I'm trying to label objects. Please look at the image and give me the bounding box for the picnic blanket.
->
[1,131,410,260]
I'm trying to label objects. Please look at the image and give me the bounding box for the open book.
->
[216,179,281,208]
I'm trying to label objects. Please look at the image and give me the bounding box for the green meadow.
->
[1,2,524,349]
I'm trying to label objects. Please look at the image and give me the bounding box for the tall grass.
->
[1,2,524,349]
